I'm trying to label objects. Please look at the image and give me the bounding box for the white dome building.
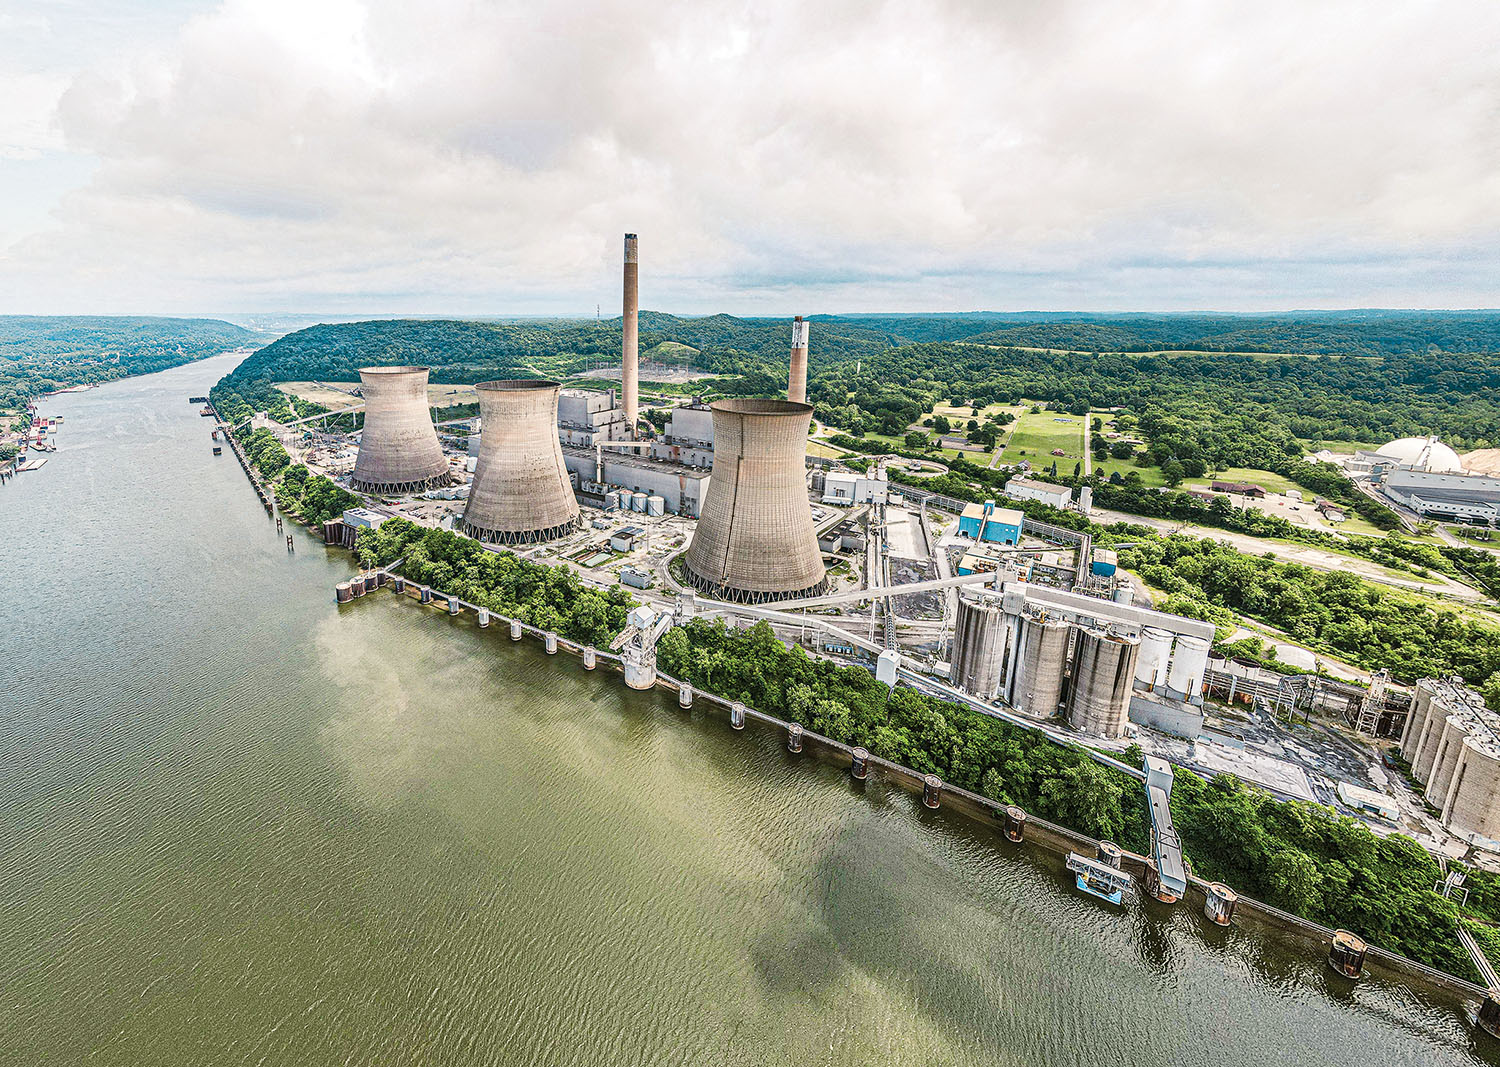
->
[1374,436,1465,473]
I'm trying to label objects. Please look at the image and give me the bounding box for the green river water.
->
[1,352,1493,1065]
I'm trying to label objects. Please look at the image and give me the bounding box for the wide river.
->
[3,352,1494,1065]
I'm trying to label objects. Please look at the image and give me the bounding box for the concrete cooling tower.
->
[684,398,826,603]
[461,380,581,544]
[351,366,451,493]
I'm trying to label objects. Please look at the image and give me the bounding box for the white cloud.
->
[1,0,1497,313]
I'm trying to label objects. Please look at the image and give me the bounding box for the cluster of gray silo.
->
[949,590,1213,737]
[351,366,452,493]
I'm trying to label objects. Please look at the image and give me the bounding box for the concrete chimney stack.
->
[622,233,639,437]
[788,316,809,404]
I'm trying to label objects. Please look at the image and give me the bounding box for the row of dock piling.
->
[327,565,1500,1038]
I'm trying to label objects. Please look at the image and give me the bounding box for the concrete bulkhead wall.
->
[351,365,451,491]
[685,398,826,602]
[462,379,581,544]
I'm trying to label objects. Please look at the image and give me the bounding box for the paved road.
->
[1093,506,1487,602]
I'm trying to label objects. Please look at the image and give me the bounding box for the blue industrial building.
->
[959,501,1022,546]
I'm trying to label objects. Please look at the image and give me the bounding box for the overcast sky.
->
[1,0,1497,318]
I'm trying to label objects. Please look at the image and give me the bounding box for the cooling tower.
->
[1067,627,1140,738]
[1012,611,1070,717]
[952,593,1008,701]
[683,398,826,603]
[351,366,450,493]
[461,380,581,544]
[788,316,809,405]
[622,233,639,436]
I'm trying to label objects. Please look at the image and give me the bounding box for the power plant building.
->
[1401,678,1500,841]
[650,405,715,468]
[461,380,581,544]
[350,366,451,493]
[558,388,630,447]
[684,398,826,603]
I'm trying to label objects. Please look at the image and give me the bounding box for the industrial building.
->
[650,404,715,468]
[684,398,827,603]
[1004,477,1072,510]
[822,469,889,506]
[1348,436,1467,475]
[958,501,1022,545]
[1380,469,1500,524]
[948,583,1215,737]
[461,380,581,544]
[1401,678,1500,842]
[557,388,630,447]
[350,366,452,493]
[562,447,709,517]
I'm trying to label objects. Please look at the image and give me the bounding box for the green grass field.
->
[1183,467,1301,495]
[1094,457,1167,486]
[1001,411,1085,470]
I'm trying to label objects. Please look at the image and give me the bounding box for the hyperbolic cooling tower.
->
[461,380,581,544]
[788,316,809,405]
[684,398,826,603]
[351,366,450,493]
[622,233,639,436]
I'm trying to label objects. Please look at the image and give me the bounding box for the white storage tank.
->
[1167,634,1211,702]
[632,492,648,512]
[1135,626,1174,691]
[647,494,665,516]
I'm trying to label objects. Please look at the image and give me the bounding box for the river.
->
[2,351,1492,1065]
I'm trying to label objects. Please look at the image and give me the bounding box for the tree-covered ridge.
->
[0,316,256,409]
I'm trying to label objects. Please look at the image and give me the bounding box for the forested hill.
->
[0,316,256,409]
[214,313,895,404]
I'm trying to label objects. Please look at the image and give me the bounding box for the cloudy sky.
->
[1,0,1497,317]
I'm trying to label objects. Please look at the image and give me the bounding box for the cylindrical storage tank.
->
[684,399,826,603]
[1445,738,1500,839]
[1097,841,1122,870]
[1012,612,1070,717]
[1167,635,1211,701]
[631,492,648,513]
[1400,685,1431,753]
[922,775,942,809]
[951,594,1008,701]
[1067,627,1140,738]
[851,747,869,780]
[1135,627,1174,690]
[335,582,353,604]
[419,585,432,604]
[477,608,490,627]
[1112,587,1131,604]
[1204,883,1237,926]
[461,381,581,545]
[730,702,745,729]
[447,595,460,616]
[1003,805,1027,842]
[545,632,558,655]
[787,723,803,752]
[678,684,692,707]
[1426,718,1469,810]
[1413,695,1453,782]
[647,495,665,517]
[1328,930,1366,978]
[351,366,450,493]
[583,646,596,669]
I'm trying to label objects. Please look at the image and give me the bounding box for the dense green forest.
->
[352,517,1492,982]
[0,316,256,410]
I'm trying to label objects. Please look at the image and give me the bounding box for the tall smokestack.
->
[622,233,639,436]
[788,315,809,404]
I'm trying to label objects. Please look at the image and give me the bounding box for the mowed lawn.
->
[1001,411,1085,467]
[1182,466,1301,495]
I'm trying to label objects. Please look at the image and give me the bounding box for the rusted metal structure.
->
[350,366,449,493]
[683,398,826,603]
[461,380,581,544]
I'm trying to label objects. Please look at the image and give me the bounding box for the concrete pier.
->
[730,702,745,730]
[1329,930,1367,979]
[545,632,558,654]
[787,723,803,753]
[1003,806,1027,842]
[1204,883,1238,926]
[583,646,596,669]
[678,684,692,707]
[335,582,352,604]
[510,619,522,640]
[922,775,942,809]
[478,609,490,627]
[850,747,869,780]
[448,596,460,616]
[420,586,432,604]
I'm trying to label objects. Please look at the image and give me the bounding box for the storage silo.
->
[1068,627,1141,738]
[460,380,581,544]
[951,593,1009,701]
[647,494,665,516]
[1167,634,1210,701]
[351,366,450,493]
[684,398,826,603]
[1412,690,1454,783]
[1011,611,1070,717]
[1135,626,1173,691]
[632,491,648,512]
[1445,735,1500,838]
